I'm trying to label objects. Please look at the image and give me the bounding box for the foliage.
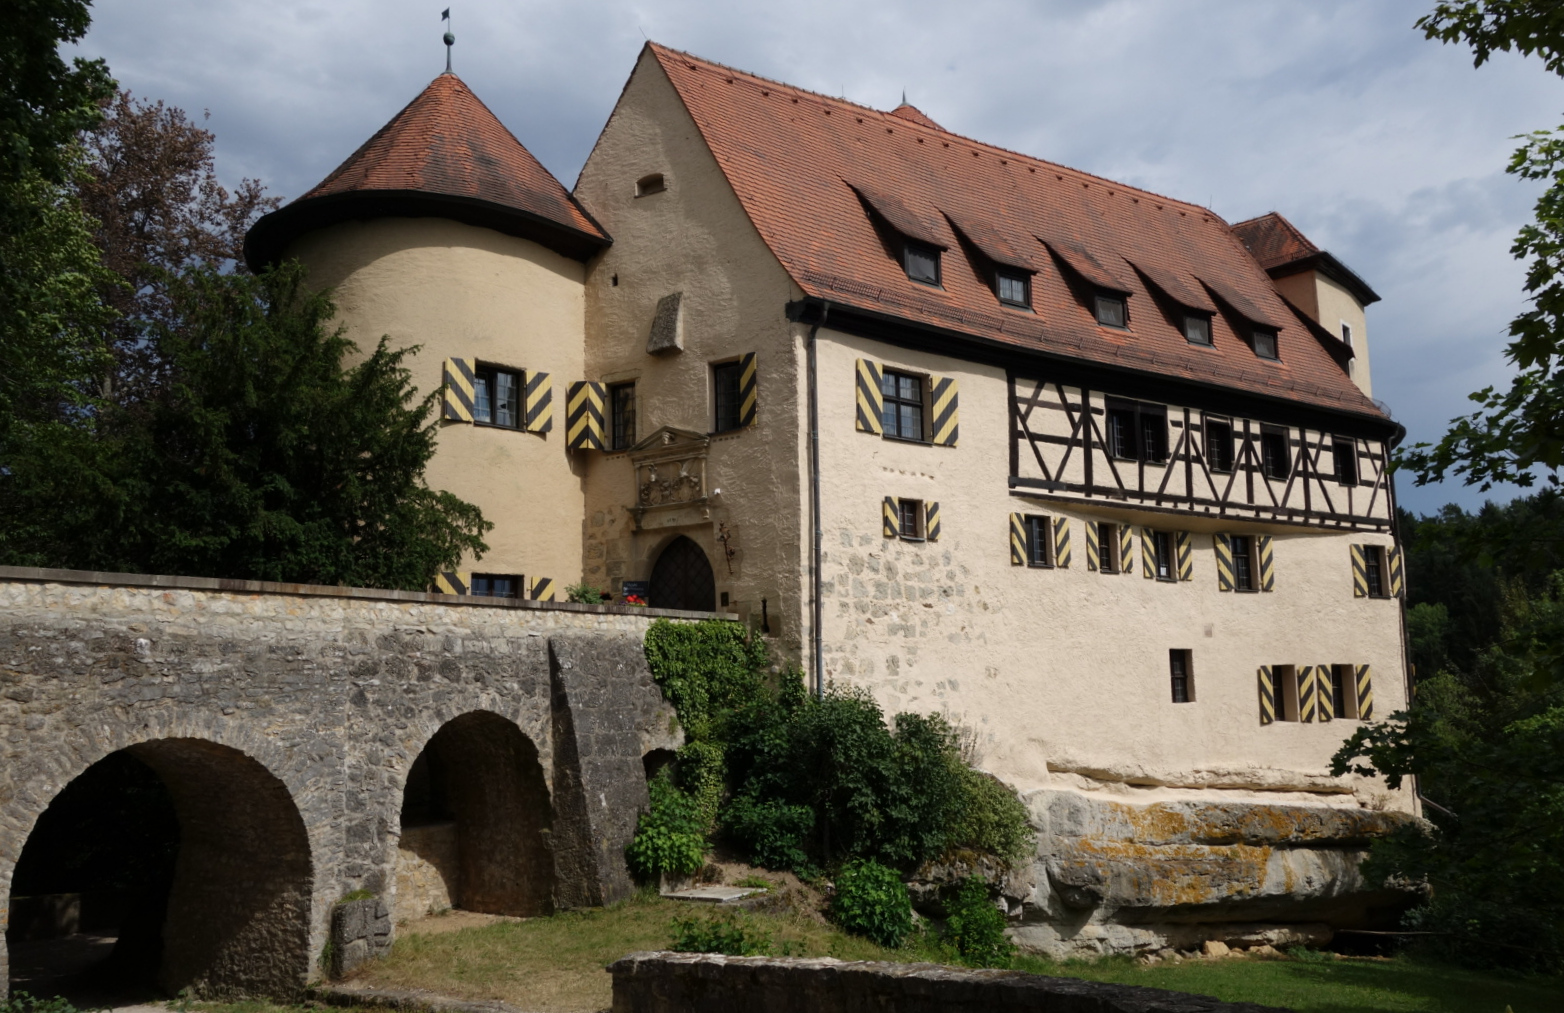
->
[0,1,113,189]
[951,767,1036,863]
[830,858,912,948]
[626,771,706,880]
[723,794,816,872]
[669,912,772,956]
[943,875,1014,967]
[0,993,83,1013]
[675,739,725,832]
[565,582,603,604]
[644,618,767,740]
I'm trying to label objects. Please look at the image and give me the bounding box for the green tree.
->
[0,0,113,187]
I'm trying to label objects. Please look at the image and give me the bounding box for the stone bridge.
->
[0,567,707,999]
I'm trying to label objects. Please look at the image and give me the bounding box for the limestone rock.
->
[1202,940,1231,958]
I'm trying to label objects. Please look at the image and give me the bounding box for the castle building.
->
[246,44,1413,955]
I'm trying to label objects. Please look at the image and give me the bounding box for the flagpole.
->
[442,8,454,73]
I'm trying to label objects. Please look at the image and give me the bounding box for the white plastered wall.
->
[1273,270,1373,400]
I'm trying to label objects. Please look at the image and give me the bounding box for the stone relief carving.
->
[628,427,711,530]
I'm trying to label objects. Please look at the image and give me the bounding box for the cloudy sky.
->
[75,0,1563,514]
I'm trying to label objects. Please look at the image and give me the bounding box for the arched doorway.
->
[6,740,311,1003]
[648,536,715,612]
[396,713,553,923]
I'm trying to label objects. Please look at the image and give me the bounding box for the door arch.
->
[648,536,715,612]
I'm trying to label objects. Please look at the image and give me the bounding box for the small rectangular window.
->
[635,173,666,196]
[997,269,1030,308]
[1026,515,1053,567]
[1098,522,1119,573]
[1095,292,1127,328]
[470,574,521,598]
[1107,405,1138,460]
[904,241,941,285]
[881,369,926,441]
[898,498,925,540]
[1170,649,1194,703]
[1340,322,1353,348]
[1331,663,1359,719]
[1230,534,1255,591]
[1260,426,1290,480]
[712,361,743,432]
[1205,417,1234,472]
[1140,409,1167,464]
[1333,436,1358,486]
[1153,530,1173,581]
[1253,327,1279,360]
[1184,314,1212,346]
[1365,545,1386,598]
[473,366,521,428]
[1107,401,1166,463]
[610,382,637,451]
[1276,664,1300,721]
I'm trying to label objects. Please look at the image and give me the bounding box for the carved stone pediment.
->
[628,427,710,530]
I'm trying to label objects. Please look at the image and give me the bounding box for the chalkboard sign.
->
[621,581,650,598]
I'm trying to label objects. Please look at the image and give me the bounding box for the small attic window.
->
[904,240,941,286]
[997,268,1030,308]
[1094,293,1127,329]
[635,173,666,197]
[1183,313,1213,346]
[1253,327,1280,360]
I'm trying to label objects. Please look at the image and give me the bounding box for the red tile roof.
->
[1233,212,1380,307]
[647,45,1382,420]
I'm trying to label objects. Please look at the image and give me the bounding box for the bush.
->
[831,858,912,948]
[0,995,81,1013]
[565,582,604,604]
[626,772,706,879]
[669,913,772,956]
[950,767,1036,862]
[676,739,725,832]
[944,876,1014,966]
[645,619,767,740]
[724,793,815,871]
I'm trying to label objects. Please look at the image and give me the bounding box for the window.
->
[904,240,941,285]
[1025,514,1053,567]
[1276,664,1300,722]
[1107,400,1166,463]
[1331,436,1357,485]
[1330,664,1359,719]
[1260,426,1290,480]
[1170,650,1194,703]
[1095,292,1127,328]
[1183,313,1213,346]
[1107,404,1137,460]
[1098,522,1120,573]
[1340,322,1353,348]
[473,366,521,428]
[881,369,925,441]
[610,382,636,450]
[1253,327,1279,360]
[1152,530,1173,581]
[1140,409,1167,464]
[635,173,666,196]
[1365,545,1386,598]
[470,574,520,598]
[712,361,743,432]
[997,269,1030,308]
[1230,534,1255,591]
[897,498,925,540]
[1205,417,1234,472]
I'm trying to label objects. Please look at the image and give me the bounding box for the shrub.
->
[645,619,767,740]
[626,772,706,879]
[670,913,772,956]
[724,793,814,871]
[0,995,81,1013]
[676,739,725,831]
[565,582,603,604]
[950,767,1036,862]
[831,858,913,948]
[944,876,1014,966]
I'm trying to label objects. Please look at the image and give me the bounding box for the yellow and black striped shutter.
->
[1257,666,1275,725]
[1387,544,1405,597]
[1317,663,1334,722]
[1298,665,1318,723]
[1258,534,1275,592]
[1140,527,1155,578]
[1053,517,1071,568]
[883,497,899,539]
[524,370,553,433]
[855,359,884,434]
[530,577,556,602]
[434,571,470,595]
[1085,520,1100,572]
[1355,664,1373,720]
[1215,534,1233,591]
[1119,525,1134,576]
[1175,531,1193,581]
[1350,544,1368,597]
[442,359,476,423]
[738,352,758,427]
[566,381,606,449]
[925,502,941,542]
[930,375,958,446]
[1009,513,1026,565]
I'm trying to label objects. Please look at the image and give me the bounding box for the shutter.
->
[737,352,758,427]
[1175,531,1193,581]
[883,497,899,539]
[1317,663,1334,722]
[1053,517,1072,568]
[930,375,959,446]
[1355,664,1373,720]
[1085,521,1100,572]
[1119,524,1135,577]
[1258,534,1275,591]
[1141,527,1155,579]
[1215,534,1233,591]
[565,381,606,449]
[1388,544,1405,597]
[1350,544,1368,597]
[855,359,885,434]
[1298,666,1317,723]
[530,577,556,602]
[1257,666,1275,725]
[442,359,476,422]
[1009,513,1026,565]
[925,502,941,542]
[434,571,469,595]
[524,370,554,433]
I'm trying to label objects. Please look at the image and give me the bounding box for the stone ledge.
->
[0,565,735,621]
[311,984,540,1013]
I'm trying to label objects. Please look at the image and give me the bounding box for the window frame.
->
[469,573,522,599]
[1364,544,1388,598]
[1259,425,1291,481]
[1094,291,1129,329]
[1275,664,1300,722]
[472,364,522,430]
[1340,322,1353,348]
[711,360,744,433]
[1230,533,1256,592]
[1333,436,1358,486]
[1152,530,1174,581]
[1170,649,1195,703]
[1204,416,1234,473]
[1331,663,1360,719]
[880,368,928,443]
[1106,399,1167,464]
[609,381,637,451]
[1097,521,1120,574]
[903,240,942,287]
[897,498,926,541]
[997,268,1031,309]
[1252,326,1280,360]
[1183,313,1213,346]
[1025,514,1054,568]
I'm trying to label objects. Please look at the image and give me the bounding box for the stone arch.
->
[648,535,715,612]
[396,711,553,921]
[5,738,311,1001]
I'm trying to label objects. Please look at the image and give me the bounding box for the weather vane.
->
[442,8,455,73]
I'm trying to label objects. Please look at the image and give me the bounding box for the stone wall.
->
[0,567,699,998]
[608,952,1292,1013]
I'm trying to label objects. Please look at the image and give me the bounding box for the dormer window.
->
[1253,327,1279,360]
[904,240,941,286]
[635,173,666,197]
[1183,313,1213,346]
[997,268,1030,308]
[1095,293,1127,328]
